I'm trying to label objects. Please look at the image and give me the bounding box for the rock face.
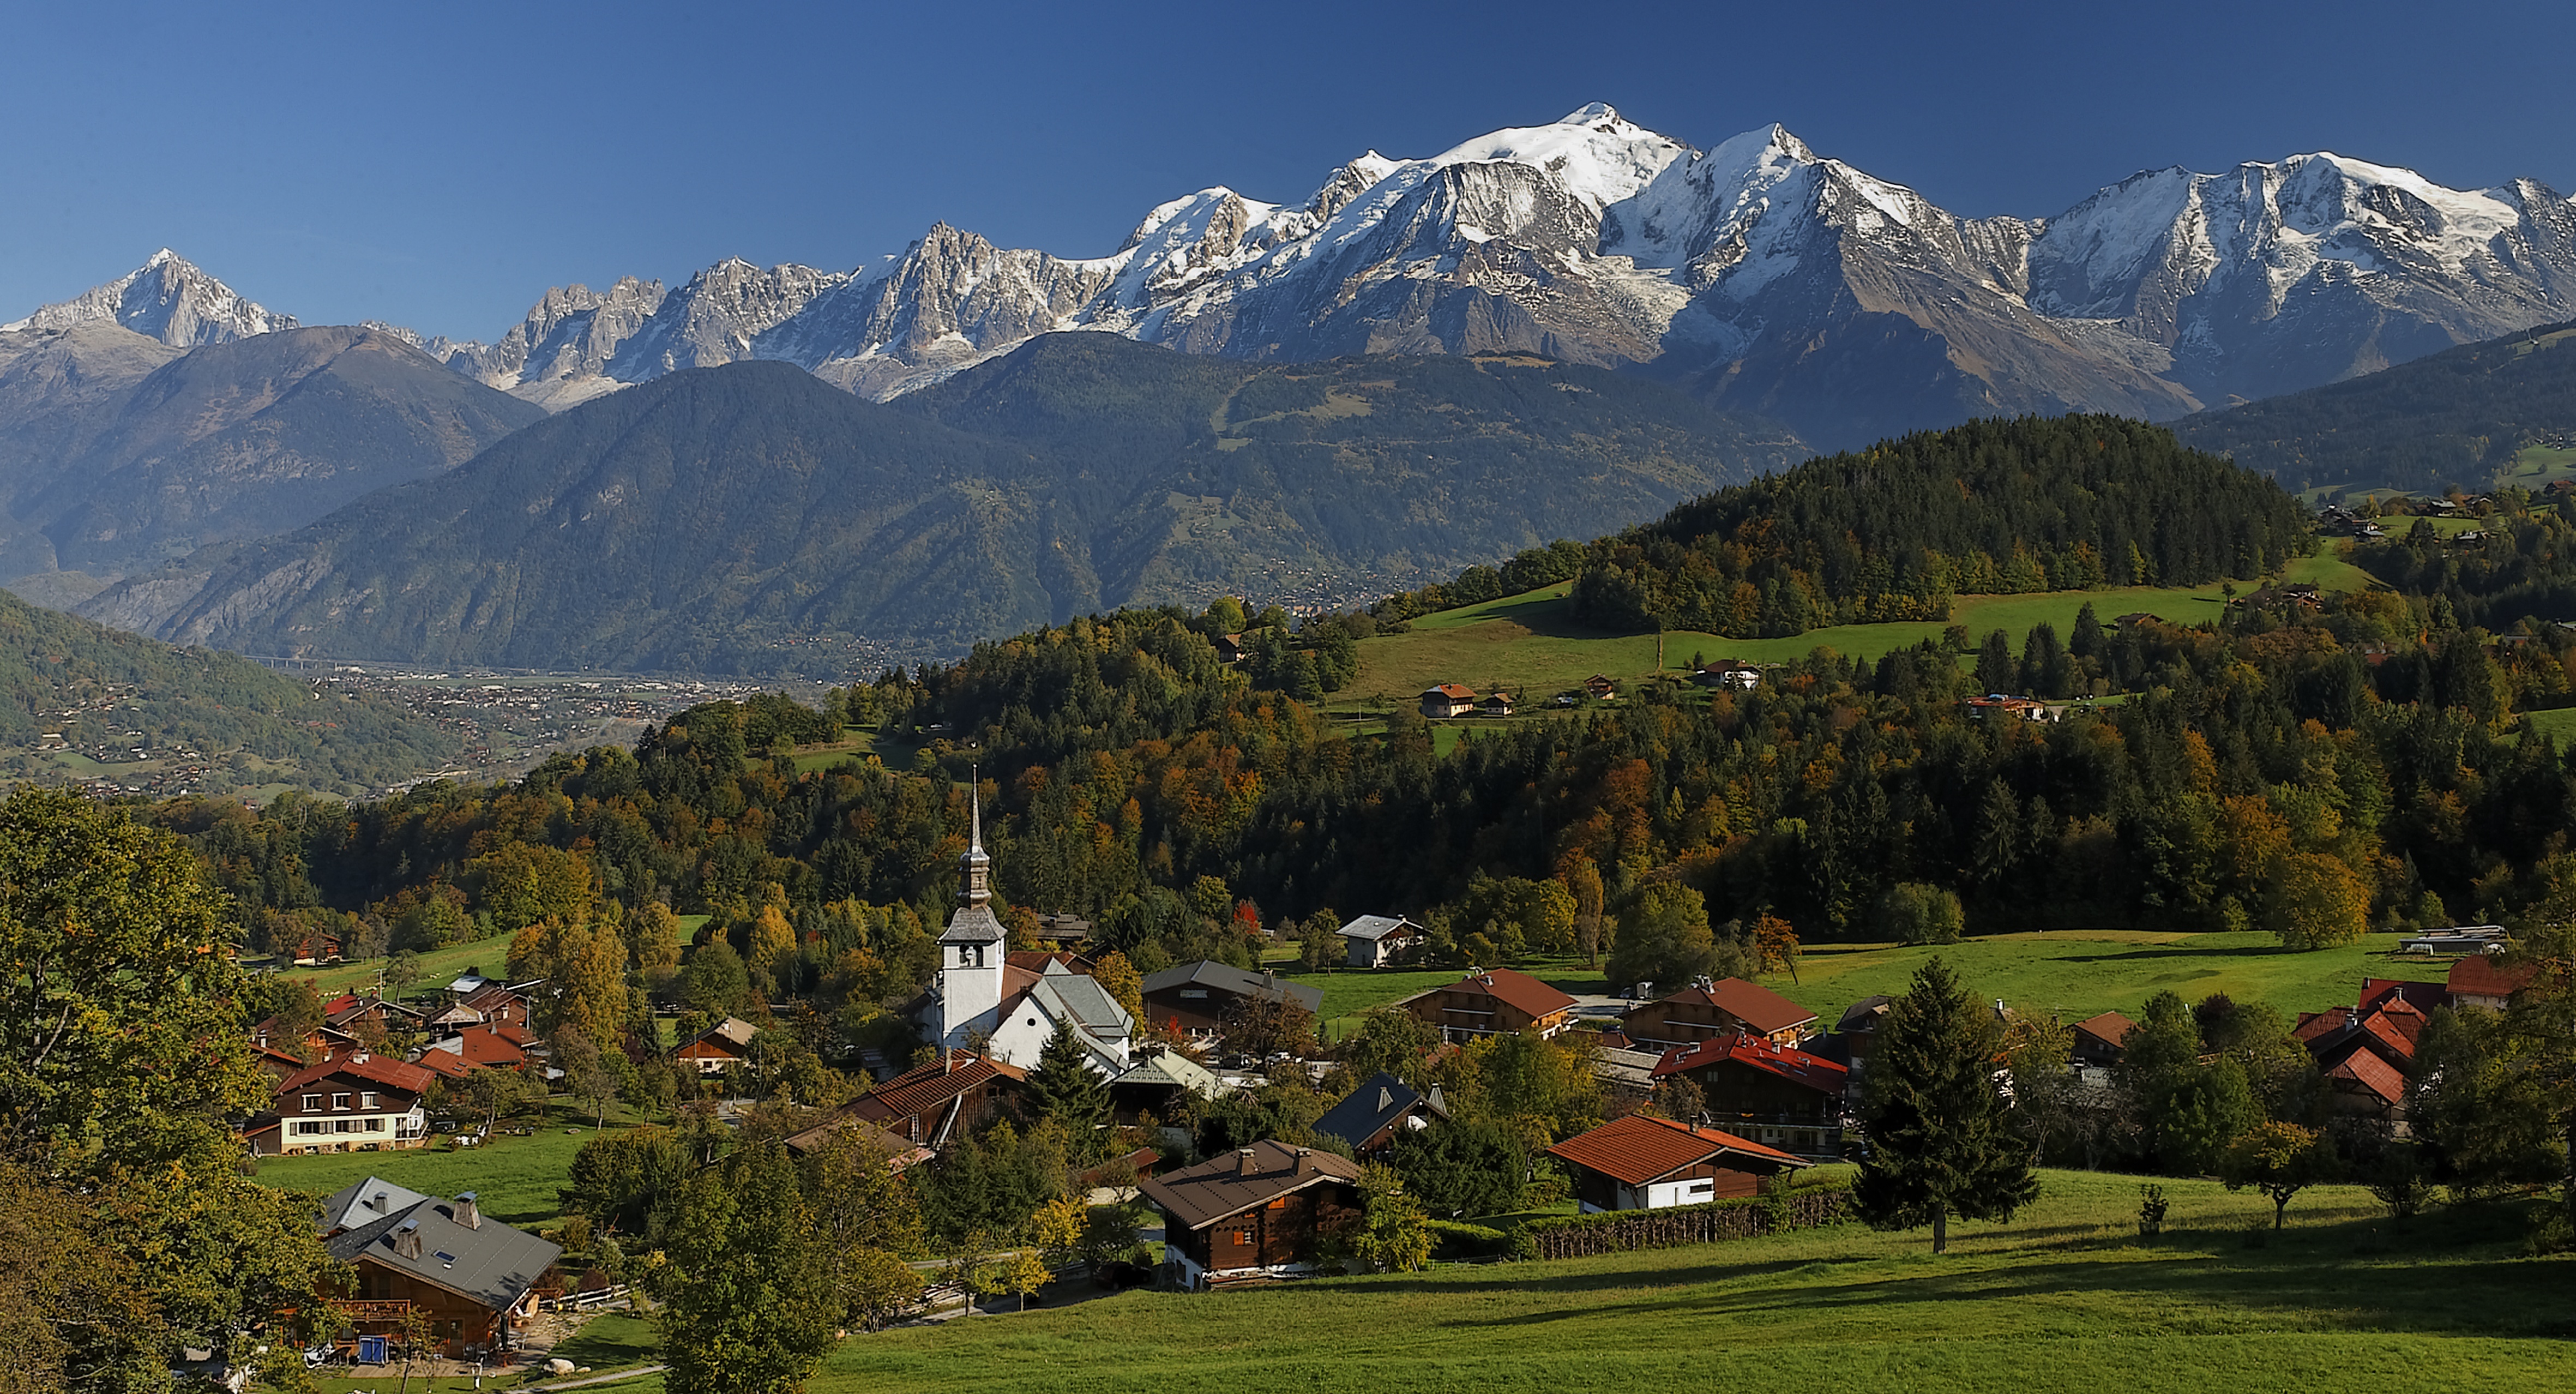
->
[4,249,297,347]
[394,105,2576,448]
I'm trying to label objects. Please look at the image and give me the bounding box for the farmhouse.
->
[324,992,428,1036]
[1420,683,1477,718]
[2296,991,2428,1123]
[1623,977,1817,1050]
[1692,662,1762,690]
[1652,1034,1850,1159]
[850,1050,1027,1147]
[418,1023,536,1073]
[1140,960,1324,1040]
[1140,1139,1365,1289]
[673,1016,760,1075]
[2069,1011,2134,1066]
[1313,1071,1450,1157]
[2449,954,2536,1011]
[1548,1113,1808,1212]
[251,1053,434,1156]
[1108,1046,1226,1125]
[780,1111,938,1170]
[1337,913,1428,968]
[1478,692,1516,717]
[322,1183,560,1362]
[1397,967,1579,1042]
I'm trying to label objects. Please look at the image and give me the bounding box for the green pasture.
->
[1349,549,2368,706]
[789,725,922,774]
[296,929,519,999]
[251,1108,642,1232]
[806,1169,2576,1393]
[2520,707,2576,747]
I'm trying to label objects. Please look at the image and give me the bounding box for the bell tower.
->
[933,773,1006,1050]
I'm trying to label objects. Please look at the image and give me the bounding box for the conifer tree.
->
[1853,958,2039,1253]
[1024,1023,1109,1163]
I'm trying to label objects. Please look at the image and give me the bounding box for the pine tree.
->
[1853,958,2039,1253]
[1024,1022,1109,1163]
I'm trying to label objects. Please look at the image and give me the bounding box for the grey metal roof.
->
[327,1195,561,1314]
[1138,960,1324,1014]
[1032,965,1132,1035]
[1337,914,1423,942]
[939,903,1007,945]
[316,1176,432,1235]
[1111,1048,1223,1099]
[1314,1071,1447,1149]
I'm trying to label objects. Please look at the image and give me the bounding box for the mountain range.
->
[22,107,2574,453]
[79,337,1803,672]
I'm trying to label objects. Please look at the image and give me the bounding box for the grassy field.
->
[1345,542,2369,706]
[790,725,921,773]
[804,1169,2576,1393]
[297,929,519,999]
[1286,931,2446,1031]
[2522,707,2576,747]
[251,1106,643,1231]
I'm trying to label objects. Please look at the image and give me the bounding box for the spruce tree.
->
[1853,958,2039,1253]
[1024,1022,1110,1162]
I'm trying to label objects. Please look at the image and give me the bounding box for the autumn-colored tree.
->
[1562,855,1607,968]
[2264,852,2370,950]
[1090,950,1144,1024]
[2222,1121,2339,1228]
[1752,913,1802,979]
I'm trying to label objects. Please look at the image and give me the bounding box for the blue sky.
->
[4,0,2570,343]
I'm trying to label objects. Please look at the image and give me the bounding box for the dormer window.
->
[360,1092,379,1110]
[301,1093,321,1111]
[330,1092,351,1110]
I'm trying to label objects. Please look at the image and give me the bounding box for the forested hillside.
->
[2174,319,2576,497]
[0,587,460,795]
[91,336,1805,673]
[1562,415,2310,636]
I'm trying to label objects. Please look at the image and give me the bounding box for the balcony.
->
[339,1300,416,1324]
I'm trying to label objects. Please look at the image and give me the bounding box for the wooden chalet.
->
[1651,1033,1850,1159]
[673,1016,759,1075]
[1337,914,1427,969]
[1623,977,1817,1050]
[324,992,429,1036]
[850,1051,1027,1149]
[1419,683,1477,719]
[1477,692,1516,717]
[1547,1113,1808,1212]
[1312,1071,1450,1157]
[320,1182,560,1362]
[2296,992,2427,1123]
[1397,967,1579,1042]
[2069,1011,2134,1067]
[780,1111,937,1171]
[253,1053,435,1156]
[1140,1139,1364,1288]
[1690,662,1762,690]
[416,1023,535,1074]
[1139,960,1324,1039]
[1108,1046,1225,1125]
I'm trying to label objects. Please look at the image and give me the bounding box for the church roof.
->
[940,903,1007,945]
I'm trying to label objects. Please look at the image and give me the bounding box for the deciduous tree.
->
[651,1139,836,1394]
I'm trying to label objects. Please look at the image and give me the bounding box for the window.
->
[335,1119,353,1133]
[294,1121,322,1136]
[301,1094,322,1111]
[368,1117,384,1133]
[1179,989,1208,999]
[360,1092,378,1109]
[330,1092,351,1111]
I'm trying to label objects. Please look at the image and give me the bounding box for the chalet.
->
[253,1053,435,1156]
[674,1016,761,1075]
[1547,1113,1808,1212]
[2230,583,2322,611]
[287,929,345,965]
[1960,694,2056,723]
[780,1111,937,1170]
[1033,912,1094,946]
[1807,996,1891,1077]
[2295,993,2428,1123]
[1420,683,1478,719]
[1312,1071,1450,1157]
[1140,1139,1365,1288]
[2449,954,2538,1011]
[1692,662,1762,691]
[1140,960,1324,1040]
[2112,612,2159,630]
[1651,1034,1850,1159]
[1584,674,1618,700]
[2069,1011,2134,1067]
[1108,1046,1226,1125]
[1009,948,1092,975]
[418,1023,535,1073]
[1215,633,1249,665]
[1397,968,1579,1042]
[2398,924,2507,955]
[325,992,429,1036]
[1591,1044,1664,1099]
[1478,692,1516,718]
[1623,978,1817,1051]
[250,1016,359,1065]
[1337,914,1428,969]
[850,1051,1027,1149]
[321,1183,560,1362]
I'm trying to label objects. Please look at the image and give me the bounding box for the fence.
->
[1517,1187,1850,1261]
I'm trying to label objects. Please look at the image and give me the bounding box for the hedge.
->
[1513,1187,1850,1261]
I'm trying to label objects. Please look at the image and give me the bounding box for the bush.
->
[1875,883,1964,946]
[1423,1219,1509,1260]
[2136,1185,2168,1238]
[1516,1186,1849,1261]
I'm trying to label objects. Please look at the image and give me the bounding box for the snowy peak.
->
[1427,102,1692,213]
[4,250,297,347]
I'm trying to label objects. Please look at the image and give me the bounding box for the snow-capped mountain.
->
[3,248,297,347]
[23,108,2576,448]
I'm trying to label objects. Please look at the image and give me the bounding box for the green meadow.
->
[804,1169,2576,1394]
[251,1109,647,1231]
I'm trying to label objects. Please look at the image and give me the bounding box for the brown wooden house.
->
[1140,960,1325,1039]
[1547,1113,1808,1212]
[1650,1033,1850,1158]
[672,1016,759,1075]
[1139,1139,1365,1288]
[2069,1011,2134,1066]
[850,1051,1027,1148]
[252,1053,435,1156]
[1623,978,1817,1050]
[1397,968,1578,1042]
[320,1183,561,1362]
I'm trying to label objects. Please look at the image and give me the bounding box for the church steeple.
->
[959,768,991,908]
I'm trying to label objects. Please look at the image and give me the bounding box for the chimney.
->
[1236,1147,1258,1178]
[352,1050,369,1065]
[1295,1147,1315,1176]
[454,1191,480,1229]
[393,1219,422,1259]
[369,1191,388,1213]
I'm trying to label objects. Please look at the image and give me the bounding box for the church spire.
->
[959,767,991,908]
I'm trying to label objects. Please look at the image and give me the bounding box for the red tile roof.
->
[277,1052,435,1098]
[2329,1049,2407,1106]
[2359,978,2445,1015]
[1421,968,1578,1022]
[437,1027,531,1069]
[1652,1033,1849,1095]
[1646,978,1816,1036]
[1546,1113,1807,1187]
[2449,955,2537,1001]
[1423,683,1476,701]
[2071,1011,2133,1048]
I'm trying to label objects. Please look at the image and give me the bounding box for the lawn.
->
[251,1107,640,1231]
[298,929,519,999]
[803,1168,2576,1393]
[1285,931,2446,1034]
[1346,559,2368,706]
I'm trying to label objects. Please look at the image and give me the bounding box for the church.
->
[911,784,1133,1074]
